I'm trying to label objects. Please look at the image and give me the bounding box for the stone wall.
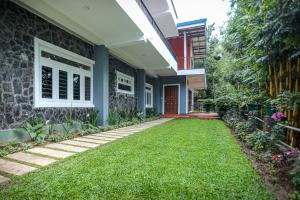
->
[0,1,95,130]
[109,56,137,113]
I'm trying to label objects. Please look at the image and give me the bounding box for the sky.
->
[173,0,231,35]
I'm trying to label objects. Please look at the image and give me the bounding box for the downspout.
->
[183,31,187,70]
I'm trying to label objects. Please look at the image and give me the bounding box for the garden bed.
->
[231,130,292,200]
[222,110,300,200]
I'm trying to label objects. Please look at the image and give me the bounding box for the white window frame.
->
[145,83,153,108]
[116,71,134,95]
[34,37,95,108]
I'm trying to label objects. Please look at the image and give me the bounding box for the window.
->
[34,38,95,107]
[145,83,153,108]
[41,66,53,99]
[73,74,80,100]
[116,71,134,95]
[59,70,68,99]
[85,77,91,101]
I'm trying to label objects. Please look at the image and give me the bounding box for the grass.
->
[0,119,273,200]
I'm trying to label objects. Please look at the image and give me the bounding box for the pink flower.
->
[271,112,286,122]
[286,149,297,158]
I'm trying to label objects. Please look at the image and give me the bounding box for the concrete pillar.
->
[153,77,160,113]
[136,69,146,115]
[94,45,109,126]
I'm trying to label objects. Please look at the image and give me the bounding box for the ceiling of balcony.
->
[15,0,175,74]
[143,0,178,38]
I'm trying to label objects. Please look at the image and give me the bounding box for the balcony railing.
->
[135,0,177,61]
[177,57,207,70]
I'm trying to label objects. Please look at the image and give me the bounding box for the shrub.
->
[146,108,159,118]
[203,99,215,112]
[216,96,238,116]
[20,116,46,144]
[0,142,33,157]
[234,121,253,141]
[246,131,270,152]
[222,110,240,128]
[270,125,285,145]
[291,159,300,191]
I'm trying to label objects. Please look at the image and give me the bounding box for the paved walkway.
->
[0,118,173,185]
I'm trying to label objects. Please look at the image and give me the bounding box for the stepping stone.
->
[83,135,114,140]
[45,143,88,153]
[102,133,128,139]
[0,159,36,176]
[27,147,74,159]
[60,140,99,148]
[109,130,139,133]
[6,152,57,167]
[89,134,122,139]
[0,175,10,185]
[102,132,130,136]
[74,138,111,144]
[93,134,123,139]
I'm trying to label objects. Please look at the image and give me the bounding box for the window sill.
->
[34,101,95,108]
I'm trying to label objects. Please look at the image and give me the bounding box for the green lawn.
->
[0,119,273,200]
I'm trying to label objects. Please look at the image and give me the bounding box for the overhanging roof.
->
[177,18,207,59]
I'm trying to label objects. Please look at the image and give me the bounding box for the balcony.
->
[135,0,177,61]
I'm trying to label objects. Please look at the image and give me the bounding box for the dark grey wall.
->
[146,76,159,113]
[109,56,138,113]
[0,1,95,130]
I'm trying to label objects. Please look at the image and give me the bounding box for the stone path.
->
[0,118,173,184]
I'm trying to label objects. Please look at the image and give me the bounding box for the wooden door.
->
[164,85,178,114]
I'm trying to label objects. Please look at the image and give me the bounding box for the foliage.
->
[108,111,121,126]
[234,121,253,141]
[270,91,300,113]
[146,108,159,118]
[246,130,270,152]
[215,96,238,116]
[291,159,300,190]
[0,120,273,199]
[108,110,145,126]
[86,110,99,128]
[0,142,32,157]
[20,116,46,144]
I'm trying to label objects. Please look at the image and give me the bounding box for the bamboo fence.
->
[267,58,300,147]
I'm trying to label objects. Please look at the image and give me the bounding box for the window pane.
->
[147,92,151,105]
[73,74,80,100]
[59,70,68,99]
[85,77,91,101]
[42,66,52,98]
[118,83,131,92]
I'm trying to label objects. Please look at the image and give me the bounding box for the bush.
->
[203,99,215,112]
[146,108,159,118]
[270,124,285,145]
[246,130,270,152]
[215,96,238,116]
[20,116,46,144]
[291,159,300,191]
[234,121,253,141]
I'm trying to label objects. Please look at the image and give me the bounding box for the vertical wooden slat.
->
[279,63,282,93]
[274,63,278,97]
[269,64,273,97]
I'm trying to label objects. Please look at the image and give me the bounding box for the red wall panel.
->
[168,36,192,70]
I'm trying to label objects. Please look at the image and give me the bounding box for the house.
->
[0,0,206,143]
